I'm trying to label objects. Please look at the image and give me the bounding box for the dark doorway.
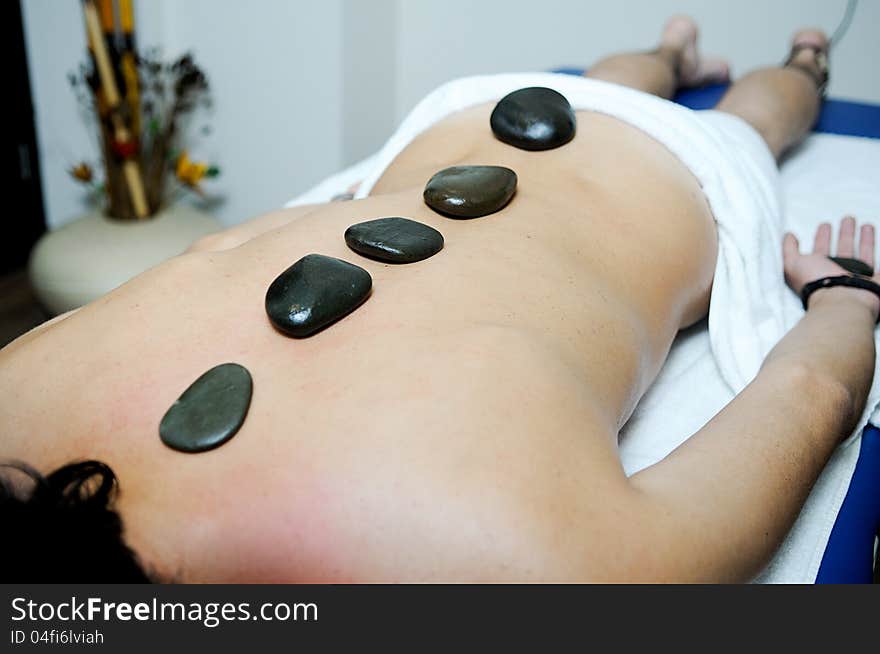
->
[0,0,48,346]
[2,0,47,275]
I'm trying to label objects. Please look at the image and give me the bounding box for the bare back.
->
[0,105,717,581]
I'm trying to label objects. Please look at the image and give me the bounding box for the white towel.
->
[286,74,880,582]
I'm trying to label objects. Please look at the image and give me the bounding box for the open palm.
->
[783,216,879,316]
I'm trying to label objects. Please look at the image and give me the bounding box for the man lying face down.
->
[2,17,878,582]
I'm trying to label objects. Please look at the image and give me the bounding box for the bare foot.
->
[785,28,829,93]
[660,15,730,88]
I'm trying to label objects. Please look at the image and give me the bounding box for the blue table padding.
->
[816,425,880,583]
[553,69,880,139]
[556,66,880,582]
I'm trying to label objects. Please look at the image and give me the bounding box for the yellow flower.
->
[69,162,93,183]
[175,150,209,187]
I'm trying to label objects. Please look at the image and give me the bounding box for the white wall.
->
[22,0,106,231]
[394,0,880,119]
[22,0,880,230]
[156,0,345,225]
[22,0,346,228]
[342,0,397,165]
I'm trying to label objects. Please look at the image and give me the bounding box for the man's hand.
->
[783,216,880,320]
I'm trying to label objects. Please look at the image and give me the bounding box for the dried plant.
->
[68,50,217,220]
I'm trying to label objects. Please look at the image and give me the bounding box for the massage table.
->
[287,73,880,583]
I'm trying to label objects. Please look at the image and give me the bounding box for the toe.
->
[792,28,829,52]
[661,15,698,50]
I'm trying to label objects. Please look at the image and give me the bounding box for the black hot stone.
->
[159,363,253,453]
[490,87,576,151]
[344,217,444,263]
[829,256,874,277]
[423,165,517,219]
[265,253,372,337]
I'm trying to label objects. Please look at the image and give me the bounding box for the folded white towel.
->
[286,74,880,582]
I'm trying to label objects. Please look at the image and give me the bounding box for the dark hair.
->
[1,460,152,582]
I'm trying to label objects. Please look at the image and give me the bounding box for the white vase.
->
[28,204,222,316]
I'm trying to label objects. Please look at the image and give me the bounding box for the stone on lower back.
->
[344,217,444,263]
[265,253,372,337]
[423,165,517,219]
[490,87,576,151]
[159,362,253,453]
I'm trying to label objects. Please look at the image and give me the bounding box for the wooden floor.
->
[0,268,49,348]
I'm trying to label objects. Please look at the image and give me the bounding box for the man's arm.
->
[623,217,877,581]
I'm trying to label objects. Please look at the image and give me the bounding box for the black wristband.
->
[801,275,880,323]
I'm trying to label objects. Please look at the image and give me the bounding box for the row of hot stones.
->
[160,87,577,453]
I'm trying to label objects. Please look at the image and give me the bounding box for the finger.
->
[860,223,875,268]
[783,232,800,264]
[837,215,856,257]
[813,222,832,255]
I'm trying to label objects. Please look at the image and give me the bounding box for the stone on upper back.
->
[265,254,372,337]
[423,165,517,219]
[344,217,444,263]
[159,363,253,453]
